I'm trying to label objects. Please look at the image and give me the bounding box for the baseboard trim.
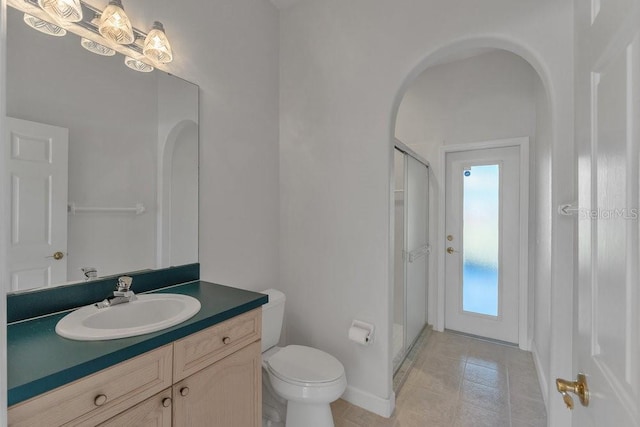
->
[342,386,395,418]
[531,341,549,407]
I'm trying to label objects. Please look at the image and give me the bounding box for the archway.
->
[387,35,561,412]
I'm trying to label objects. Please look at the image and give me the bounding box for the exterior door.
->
[6,117,68,291]
[571,0,640,425]
[444,145,520,343]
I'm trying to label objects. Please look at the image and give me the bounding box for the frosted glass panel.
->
[462,164,499,316]
[405,156,428,347]
[392,149,406,372]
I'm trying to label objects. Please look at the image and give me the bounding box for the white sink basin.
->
[55,294,201,341]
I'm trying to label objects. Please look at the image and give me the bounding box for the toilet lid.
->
[267,345,344,384]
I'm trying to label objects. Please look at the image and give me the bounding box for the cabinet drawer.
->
[174,308,261,381]
[9,345,173,427]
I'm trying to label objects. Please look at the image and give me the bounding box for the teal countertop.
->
[8,281,268,406]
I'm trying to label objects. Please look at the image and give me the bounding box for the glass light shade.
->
[99,0,134,45]
[38,0,83,23]
[23,13,67,36]
[143,21,173,64]
[81,37,116,56]
[124,56,154,73]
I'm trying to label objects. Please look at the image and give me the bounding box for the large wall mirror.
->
[6,6,199,292]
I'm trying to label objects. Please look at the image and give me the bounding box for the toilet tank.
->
[260,289,286,353]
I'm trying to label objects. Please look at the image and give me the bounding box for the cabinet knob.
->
[180,387,190,397]
[162,397,172,408]
[94,394,108,406]
[222,336,231,345]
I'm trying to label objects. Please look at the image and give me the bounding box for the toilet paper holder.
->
[349,320,375,345]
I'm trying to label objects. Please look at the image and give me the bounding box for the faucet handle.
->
[117,276,133,291]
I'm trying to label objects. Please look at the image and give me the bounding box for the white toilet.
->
[261,289,347,427]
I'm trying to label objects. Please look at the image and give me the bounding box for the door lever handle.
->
[46,251,65,260]
[556,373,589,409]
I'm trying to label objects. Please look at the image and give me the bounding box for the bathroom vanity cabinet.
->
[8,308,262,427]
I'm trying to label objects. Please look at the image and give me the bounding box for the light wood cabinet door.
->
[173,340,262,427]
[97,389,172,427]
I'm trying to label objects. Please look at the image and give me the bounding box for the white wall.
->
[279,0,573,418]
[396,50,538,149]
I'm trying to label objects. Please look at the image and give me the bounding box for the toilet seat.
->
[267,345,345,387]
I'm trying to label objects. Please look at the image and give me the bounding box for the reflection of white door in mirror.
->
[6,117,69,291]
[159,119,199,267]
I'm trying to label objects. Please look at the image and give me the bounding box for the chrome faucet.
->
[81,267,98,281]
[95,276,137,308]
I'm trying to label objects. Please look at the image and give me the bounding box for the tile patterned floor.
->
[332,330,547,427]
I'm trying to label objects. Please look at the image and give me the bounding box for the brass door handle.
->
[46,251,65,260]
[446,247,458,254]
[556,373,589,409]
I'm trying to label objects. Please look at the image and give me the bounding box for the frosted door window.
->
[462,164,499,316]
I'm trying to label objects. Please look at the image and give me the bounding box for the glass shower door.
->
[393,149,406,371]
[393,149,429,373]
[404,156,429,349]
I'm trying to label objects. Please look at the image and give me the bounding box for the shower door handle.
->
[407,245,430,262]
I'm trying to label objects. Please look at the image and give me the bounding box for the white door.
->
[570,0,640,425]
[6,117,69,291]
[444,145,520,343]
[405,155,429,347]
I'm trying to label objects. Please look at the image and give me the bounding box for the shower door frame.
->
[393,140,430,373]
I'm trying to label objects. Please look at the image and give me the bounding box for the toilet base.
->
[286,401,334,427]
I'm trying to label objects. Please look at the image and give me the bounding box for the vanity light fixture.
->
[81,37,116,56]
[13,0,176,72]
[37,0,82,23]
[143,21,173,64]
[23,13,67,36]
[98,0,134,45]
[124,56,154,73]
